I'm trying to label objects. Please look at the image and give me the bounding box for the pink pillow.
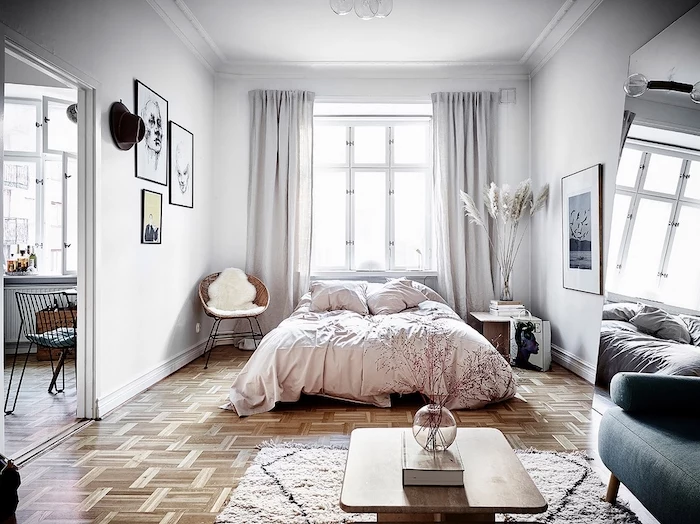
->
[309,281,369,315]
[367,279,428,315]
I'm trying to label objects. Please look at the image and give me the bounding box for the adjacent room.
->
[0,1,698,524]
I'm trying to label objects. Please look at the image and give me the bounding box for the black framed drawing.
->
[561,164,603,294]
[135,80,168,186]
[141,189,163,244]
[168,121,194,208]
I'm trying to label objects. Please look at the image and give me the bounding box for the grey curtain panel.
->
[246,90,315,331]
[432,92,498,318]
[619,110,636,158]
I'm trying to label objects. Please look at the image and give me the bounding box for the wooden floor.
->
[13,346,597,523]
[4,353,78,457]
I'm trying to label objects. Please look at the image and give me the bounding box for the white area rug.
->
[216,443,641,524]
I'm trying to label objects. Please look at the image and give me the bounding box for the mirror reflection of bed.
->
[594,5,700,414]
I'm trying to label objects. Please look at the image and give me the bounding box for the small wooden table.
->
[340,428,547,523]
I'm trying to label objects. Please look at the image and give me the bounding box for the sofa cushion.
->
[602,302,641,322]
[599,408,700,524]
[629,305,691,344]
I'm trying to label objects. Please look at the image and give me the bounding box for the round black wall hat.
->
[109,101,145,151]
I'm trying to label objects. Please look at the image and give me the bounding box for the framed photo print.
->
[135,80,168,185]
[169,121,194,208]
[561,164,603,294]
[141,189,163,244]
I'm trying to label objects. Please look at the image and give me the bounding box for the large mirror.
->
[595,5,700,409]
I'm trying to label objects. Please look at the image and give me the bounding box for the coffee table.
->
[340,428,547,523]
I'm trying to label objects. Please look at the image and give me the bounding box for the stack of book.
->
[489,300,525,317]
[401,431,464,486]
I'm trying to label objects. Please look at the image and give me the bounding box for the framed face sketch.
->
[135,80,168,185]
[141,189,162,244]
[561,164,603,294]
[169,122,194,208]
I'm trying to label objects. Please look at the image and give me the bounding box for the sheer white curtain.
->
[246,90,315,331]
[432,92,498,318]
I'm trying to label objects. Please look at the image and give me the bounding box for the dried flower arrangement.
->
[460,179,550,300]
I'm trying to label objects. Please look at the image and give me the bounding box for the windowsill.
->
[4,274,77,287]
[311,270,437,280]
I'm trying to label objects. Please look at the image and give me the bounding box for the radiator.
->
[4,285,75,346]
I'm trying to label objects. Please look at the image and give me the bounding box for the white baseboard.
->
[551,343,596,383]
[95,339,207,418]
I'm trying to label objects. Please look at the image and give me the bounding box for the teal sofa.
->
[598,373,700,524]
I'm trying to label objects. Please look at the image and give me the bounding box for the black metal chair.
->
[4,292,77,415]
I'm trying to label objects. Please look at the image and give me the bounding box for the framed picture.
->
[135,80,168,185]
[141,189,163,244]
[561,164,603,294]
[169,121,194,208]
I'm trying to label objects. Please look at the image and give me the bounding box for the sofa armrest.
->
[610,373,700,414]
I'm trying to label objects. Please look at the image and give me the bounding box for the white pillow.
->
[207,268,257,311]
[386,278,447,305]
[309,280,369,315]
[367,279,428,315]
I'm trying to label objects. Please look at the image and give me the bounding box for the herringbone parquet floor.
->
[13,346,595,523]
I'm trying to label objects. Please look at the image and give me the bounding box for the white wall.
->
[529,0,697,378]
[625,97,700,134]
[5,53,65,88]
[0,0,216,408]
[214,74,533,308]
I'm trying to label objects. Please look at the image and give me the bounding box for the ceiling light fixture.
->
[330,0,393,19]
[624,73,700,104]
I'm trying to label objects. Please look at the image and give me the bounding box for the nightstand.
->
[468,312,513,361]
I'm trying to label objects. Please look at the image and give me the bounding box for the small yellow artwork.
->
[142,189,162,244]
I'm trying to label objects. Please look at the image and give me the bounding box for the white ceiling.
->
[629,3,700,110]
[149,0,605,75]
[182,0,565,64]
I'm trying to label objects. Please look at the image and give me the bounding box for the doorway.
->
[1,37,97,462]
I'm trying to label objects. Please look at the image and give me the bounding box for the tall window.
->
[3,96,77,275]
[607,143,700,310]
[312,118,432,272]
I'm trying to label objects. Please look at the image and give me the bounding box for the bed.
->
[597,302,700,388]
[229,282,517,416]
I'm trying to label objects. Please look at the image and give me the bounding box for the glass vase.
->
[500,271,513,301]
[412,404,457,452]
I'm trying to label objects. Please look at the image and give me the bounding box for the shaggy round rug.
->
[215,443,641,524]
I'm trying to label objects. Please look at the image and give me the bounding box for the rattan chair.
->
[198,273,269,368]
[4,292,77,414]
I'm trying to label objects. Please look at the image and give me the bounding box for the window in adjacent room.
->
[607,136,700,310]
[311,116,433,272]
[3,94,77,275]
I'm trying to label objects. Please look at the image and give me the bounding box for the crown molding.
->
[520,0,577,64]
[146,0,222,74]
[216,61,530,80]
[528,0,606,77]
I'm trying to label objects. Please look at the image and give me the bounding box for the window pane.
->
[394,171,427,269]
[65,156,78,273]
[312,170,347,269]
[616,148,642,188]
[46,99,77,153]
[353,126,386,164]
[44,158,63,274]
[354,171,386,270]
[3,160,37,263]
[643,153,682,195]
[616,198,673,298]
[683,161,700,200]
[314,125,347,165]
[662,205,700,310]
[394,125,428,165]
[604,193,632,287]
[3,102,39,153]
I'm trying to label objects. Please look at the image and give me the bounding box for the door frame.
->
[1,26,99,452]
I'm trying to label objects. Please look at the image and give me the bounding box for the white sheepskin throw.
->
[208,268,257,312]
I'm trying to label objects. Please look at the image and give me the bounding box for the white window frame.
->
[3,95,76,275]
[609,140,700,308]
[312,116,433,273]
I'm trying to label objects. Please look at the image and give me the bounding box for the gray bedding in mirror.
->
[597,320,700,388]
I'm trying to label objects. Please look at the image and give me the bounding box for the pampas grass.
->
[460,179,549,298]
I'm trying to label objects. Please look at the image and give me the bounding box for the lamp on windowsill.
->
[624,73,700,104]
